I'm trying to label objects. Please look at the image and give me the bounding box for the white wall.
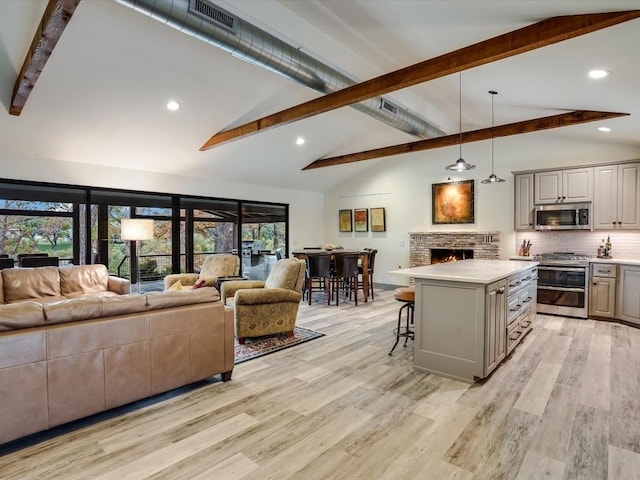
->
[324,133,640,287]
[0,153,325,250]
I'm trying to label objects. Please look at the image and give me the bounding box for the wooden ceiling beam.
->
[9,0,81,116]
[302,111,629,170]
[200,10,640,151]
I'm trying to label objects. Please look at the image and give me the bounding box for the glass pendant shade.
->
[446,73,475,172]
[447,158,475,171]
[481,90,505,184]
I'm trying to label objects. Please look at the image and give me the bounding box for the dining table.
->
[291,249,370,302]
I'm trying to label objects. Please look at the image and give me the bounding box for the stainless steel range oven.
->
[533,253,591,319]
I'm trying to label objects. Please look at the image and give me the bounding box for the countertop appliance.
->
[534,203,591,231]
[533,252,591,318]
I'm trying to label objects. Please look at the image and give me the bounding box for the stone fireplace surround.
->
[409,231,500,267]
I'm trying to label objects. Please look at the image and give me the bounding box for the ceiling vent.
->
[380,99,398,115]
[116,0,446,140]
[188,0,237,34]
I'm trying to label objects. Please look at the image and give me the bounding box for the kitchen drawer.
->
[591,263,616,278]
[520,288,534,312]
[507,273,525,296]
[520,311,533,335]
[507,295,522,325]
[507,311,530,354]
[507,318,523,354]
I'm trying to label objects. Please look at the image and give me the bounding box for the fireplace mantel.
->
[409,231,500,267]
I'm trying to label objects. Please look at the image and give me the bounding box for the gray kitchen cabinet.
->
[617,265,640,325]
[589,263,617,319]
[593,163,640,230]
[485,279,507,375]
[534,167,593,204]
[514,173,535,230]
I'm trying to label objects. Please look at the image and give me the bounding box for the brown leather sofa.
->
[0,265,234,445]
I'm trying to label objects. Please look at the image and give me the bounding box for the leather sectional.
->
[0,264,234,445]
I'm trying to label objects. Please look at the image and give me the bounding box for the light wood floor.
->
[2,288,640,479]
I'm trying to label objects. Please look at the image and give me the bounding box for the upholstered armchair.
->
[163,253,240,290]
[221,258,305,344]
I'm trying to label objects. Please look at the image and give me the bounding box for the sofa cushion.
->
[0,302,45,331]
[100,295,148,317]
[43,297,103,325]
[146,287,220,310]
[59,264,110,297]
[2,266,61,303]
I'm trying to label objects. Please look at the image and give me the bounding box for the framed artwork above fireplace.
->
[432,180,475,224]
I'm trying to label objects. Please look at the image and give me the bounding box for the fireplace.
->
[430,248,474,264]
[409,231,499,267]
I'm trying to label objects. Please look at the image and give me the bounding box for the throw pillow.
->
[168,280,183,291]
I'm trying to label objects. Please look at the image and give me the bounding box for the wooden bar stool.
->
[389,286,415,355]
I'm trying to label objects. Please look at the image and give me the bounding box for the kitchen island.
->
[390,260,538,383]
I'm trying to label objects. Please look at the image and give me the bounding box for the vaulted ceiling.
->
[1,0,639,193]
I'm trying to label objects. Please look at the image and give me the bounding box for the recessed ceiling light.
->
[166,100,180,111]
[296,137,305,145]
[588,69,610,79]
[598,126,611,132]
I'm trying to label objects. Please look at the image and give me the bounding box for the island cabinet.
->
[617,265,640,325]
[514,173,535,230]
[397,260,537,383]
[593,163,640,230]
[534,167,593,204]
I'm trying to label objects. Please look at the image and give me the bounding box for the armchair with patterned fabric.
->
[221,258,305,344]
[163,253,240,291]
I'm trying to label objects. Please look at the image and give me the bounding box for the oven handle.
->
[537,285,585,293]
[538,266,586,272]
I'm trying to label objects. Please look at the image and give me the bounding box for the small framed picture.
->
[370,207,386,232]
[354,208,368,232]
[339,209,352,232]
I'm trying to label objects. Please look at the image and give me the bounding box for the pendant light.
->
[446,73,475,171]
[481,90,506,184]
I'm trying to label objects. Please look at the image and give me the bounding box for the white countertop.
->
[389,259,538,284]
[590,257,640,266]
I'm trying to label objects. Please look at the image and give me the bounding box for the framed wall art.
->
[432,180,475,224]
[354,208,368,232]
[370,207,386,232]
[339,209,353,232]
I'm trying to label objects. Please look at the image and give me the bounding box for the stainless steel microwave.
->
[534,203,591,230]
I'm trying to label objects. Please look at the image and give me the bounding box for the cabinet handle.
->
[510,330,523,341]
[601,270,611,273]
[523,297,531,303]
[497,288,505,295]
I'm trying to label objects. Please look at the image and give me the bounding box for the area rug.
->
[234,326,325,364]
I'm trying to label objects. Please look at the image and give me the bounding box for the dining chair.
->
[19,256,59,267]
[331,252,360,306]
[359,248,377,300]
[305,252,332,305]
[0,257,15,269]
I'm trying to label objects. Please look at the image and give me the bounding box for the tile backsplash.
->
[515,231,640,260]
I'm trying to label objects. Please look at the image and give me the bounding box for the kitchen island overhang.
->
[390,260,539,383]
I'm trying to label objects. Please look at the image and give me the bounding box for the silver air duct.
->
[114,0,446,139]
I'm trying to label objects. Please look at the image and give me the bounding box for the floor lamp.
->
[121,218,154,294]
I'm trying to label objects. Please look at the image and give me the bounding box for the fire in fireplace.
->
[430,249,474,265]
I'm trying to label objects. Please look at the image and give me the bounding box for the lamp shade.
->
[121,218,154,241]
